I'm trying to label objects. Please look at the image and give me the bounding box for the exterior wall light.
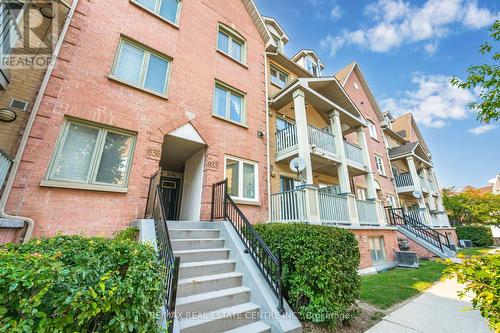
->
[0,108,17,122]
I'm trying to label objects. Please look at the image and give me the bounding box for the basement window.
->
[369,237,387,264]
[45,119,136,190]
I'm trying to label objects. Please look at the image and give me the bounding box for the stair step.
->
[170,229,220,240]
[222,321,272,333]
[179,259,236,279]
[172,238,225,251]
[177,272,243,297]
[167,221,214,229]
[178,303,260,333]
[176,287,250,314]
[174,248,230,263]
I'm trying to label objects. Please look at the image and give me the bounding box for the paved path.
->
[365,277,492,333]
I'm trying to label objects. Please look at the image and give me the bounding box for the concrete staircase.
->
[169,222,272,333]
[397,226,457,259]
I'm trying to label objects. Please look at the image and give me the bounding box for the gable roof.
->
[291,49,325,69]
[262,16,289,43]
[392,113,431,155]
[388,141,432,166]
[241,0,272,44]
[335,62,384,122]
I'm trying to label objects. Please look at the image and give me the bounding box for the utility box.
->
[395,251,419,268]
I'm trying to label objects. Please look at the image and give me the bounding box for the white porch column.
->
[423,169,437,212]
[329,110,359,225]
[293,89,313,184]
[292,89,320,224]
[407,156,431,225]
[356,127,377,200]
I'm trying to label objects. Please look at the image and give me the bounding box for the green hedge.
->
[0,233,165,332]
[456,225,494,247]
[255,223,360,329]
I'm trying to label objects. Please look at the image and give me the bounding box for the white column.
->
[422,169,437,211]
[407,156,431,225]
[356,127,377,200]
[329,110,359,225]
[292,89,320,224]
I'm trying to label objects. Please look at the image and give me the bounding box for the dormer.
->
[382,111,395,129]
[263,16,289,54]
[291,50,324,77]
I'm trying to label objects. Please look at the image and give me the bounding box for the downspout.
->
[0,0,79,243]
[263,50,272,223]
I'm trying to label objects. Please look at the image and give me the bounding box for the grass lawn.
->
[458,247,493,257]
[360,260,446,309]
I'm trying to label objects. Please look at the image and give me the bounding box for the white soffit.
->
[168,123,205,144]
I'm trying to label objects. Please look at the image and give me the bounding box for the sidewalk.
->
[365,277,491,333]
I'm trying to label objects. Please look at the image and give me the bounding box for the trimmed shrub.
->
[443,254,500,331]
[0,235,165,332]
[255,223,360,329]
[114,227,139,242]
[456,225,493,247]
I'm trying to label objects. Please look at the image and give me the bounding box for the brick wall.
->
[6,0,268,237]
[349,228,399,269]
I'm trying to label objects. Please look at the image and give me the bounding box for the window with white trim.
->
[375,155,385,176]
[46,120,135,188]
[356,187,367,201]
[112,39,171,95]
[133,0,181,24]
[369,237,387,264]
[217,25,246,63]
[387,194,397,207]
[225,157,258,201]
[213,82,245,124]
[368,120,378,140]
[305,57,319,76]
[270,65,288,89]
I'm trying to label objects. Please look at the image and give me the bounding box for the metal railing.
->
[387,207,452,252]
[356,199,378,225]
[270,188,307,222]
[407,208,429,226]
[211,180,285,314]
[318,192,349,224]
[144,170,160,218]
[308,125,335,154]
[394,172,414,188]
[344,141,364,164]
[0,150,12,195]
[275,124,298,154]
[153,186,180,333]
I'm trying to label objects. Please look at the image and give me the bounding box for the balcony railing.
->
[428,179,436,192]
[344,141,364,164]
[407,208,429,225]
[318,192,349,224]
[1,2,22,55]
[0,150,12,195]
[276,124,298,155]
[308,125,336,155]
[394,172,414,188]
[356,199,378,225]
[270,188,307,222]
[419,175,428,191]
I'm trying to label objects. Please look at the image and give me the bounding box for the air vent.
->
[459,240,473,248]
[9,99,28,112]
[395,251,419,268]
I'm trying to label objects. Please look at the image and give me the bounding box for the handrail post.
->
[277,248,285,315]
[210,183,216,221]
[167,256,181,333]
[223,180,228,220]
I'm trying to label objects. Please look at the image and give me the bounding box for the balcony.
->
[394,172,415,193]
[275,124,336,160]
[270,189,307,222]
[318,190,350,225]
[428,179,436,193]
[344,141,364,165]
[356,199,378,226]
[419,175,429,193]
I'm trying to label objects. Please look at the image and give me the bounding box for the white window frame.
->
[270,65,288,89]
[368,120,378,140]
[217,24,247,64]
[111,38,172,96]
[224,156,259,202]
[44,119,136,191]
[387,194,397,207]
[356,187,367,201]
[368,237,387,264]
[305,57,319,76]
[213,81,246,125]
[131,0,182,25]
[375,154,386,176]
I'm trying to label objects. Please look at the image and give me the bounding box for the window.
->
[46,120,135,189]
[305,57,319,76]
[112,39,171,95]
[133,0,181,24]
[387,194,397,207]
[217,25,246,63]
[225,157,258,201]
[391,166,399,176]
[375,155,385,176]
[356,187,367,201]
[369,237,387,264]
[368,120,378,140]
[213,82,245,124]
[1,1,24,55]
[272,34,283,53]
[276,117,293,132]
[270,66,288,89]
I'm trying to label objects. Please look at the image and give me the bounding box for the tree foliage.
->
[442,188,500,225]
[450,20,500,123]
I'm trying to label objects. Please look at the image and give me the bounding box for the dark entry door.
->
[160,177,181,221]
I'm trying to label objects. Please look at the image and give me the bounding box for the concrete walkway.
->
[365,277,492,333]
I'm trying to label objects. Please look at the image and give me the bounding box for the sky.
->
[254,0,499,189]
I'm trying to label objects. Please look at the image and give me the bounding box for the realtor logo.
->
[0,0,62,69]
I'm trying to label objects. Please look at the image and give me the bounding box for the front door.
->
[160,177,181,220]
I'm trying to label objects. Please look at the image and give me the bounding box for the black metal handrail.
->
[211,180,285,314]
[153,186,180,332]
[387,207,452,252]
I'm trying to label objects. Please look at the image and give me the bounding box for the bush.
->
[255,223,360,329]
[443,254,500,331]
[456,225,494,247]
[0,235,165,332]
[114,227,139,242]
